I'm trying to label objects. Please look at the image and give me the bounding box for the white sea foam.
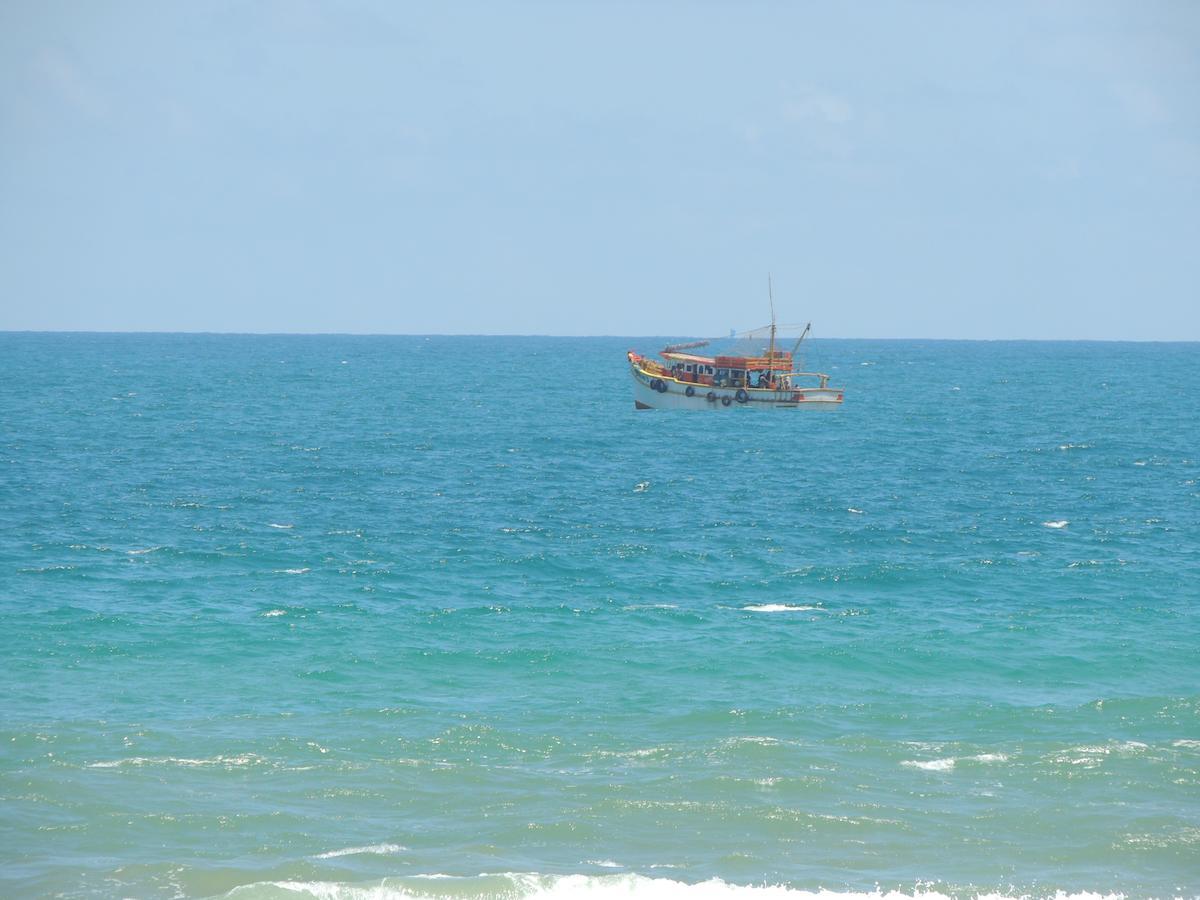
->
[1173,739,1200,749]
[847,508,864,514]
[743,604,820,613]
[312,843,406,859]
[1042,520,1069,529]
[969,753,1009,763]
[901,757,956,771]
[1047,741,1151,768]
[126,546,163,555]
[633,481,650,492]
[592,747,668,761]
[269,523,294,529]
[277,568,310,575]
[87,754,263,769]
[722,736,781,747]
[218,874,1135,899]
[262,609,288,617]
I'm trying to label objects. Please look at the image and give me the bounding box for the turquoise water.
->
[1,334,1198,900]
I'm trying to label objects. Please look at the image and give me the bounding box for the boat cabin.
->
[662,351,794,389]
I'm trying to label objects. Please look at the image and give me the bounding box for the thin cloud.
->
[781,87,853,125]
[1113,81,1168,126]
[34,48,108,119]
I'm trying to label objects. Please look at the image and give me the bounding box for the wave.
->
[1042,520,1069,529]
[902,754,1008,772]
[312,844,406,859]
[901,758,956,771]
[217,873,1136,899]
[87,753,263,769]
[742,604,821,613]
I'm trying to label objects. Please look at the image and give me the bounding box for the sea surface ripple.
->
[0,334,1197,899]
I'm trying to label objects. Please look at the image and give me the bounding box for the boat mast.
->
[767,274,777,371]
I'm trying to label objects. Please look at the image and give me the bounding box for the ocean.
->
[1,333,1197,899]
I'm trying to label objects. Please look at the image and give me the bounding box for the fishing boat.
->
[627,284,844,410]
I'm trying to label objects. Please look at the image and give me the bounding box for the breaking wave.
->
[217,873,1137,900]
[311,844,406,859]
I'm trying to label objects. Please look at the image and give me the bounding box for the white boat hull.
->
[631,363,842,410]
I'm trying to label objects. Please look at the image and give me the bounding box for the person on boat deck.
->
[757,372,769,388]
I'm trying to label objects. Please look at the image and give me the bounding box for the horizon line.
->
[1,329,1198,344]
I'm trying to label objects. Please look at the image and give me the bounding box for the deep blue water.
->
[1,334,1197,899]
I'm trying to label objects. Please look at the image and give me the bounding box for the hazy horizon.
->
[4,329,1198,344]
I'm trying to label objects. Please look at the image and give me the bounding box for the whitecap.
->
[969,753,1009,763]
[723,736,780,747]
[88,754,262,769]
[593,747,667,760]
[901,757,956,771]
[1173,739,1200,749]
[261,609,287,617]
[743,604,820,613]
[586,860,623,868]
[126,546,163,555]
[276,568,310,575]
[633,481,650,492]
[313,843,406,859]
[1042,520,1069,529]
[847,508,864,514]
[269,523,294,529]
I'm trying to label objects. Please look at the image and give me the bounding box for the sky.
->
[1,1,1197,339]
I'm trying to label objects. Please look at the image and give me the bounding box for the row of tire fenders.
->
[648,377,751,406]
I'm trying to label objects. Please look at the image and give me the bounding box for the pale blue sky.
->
[1,1,1197,339]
